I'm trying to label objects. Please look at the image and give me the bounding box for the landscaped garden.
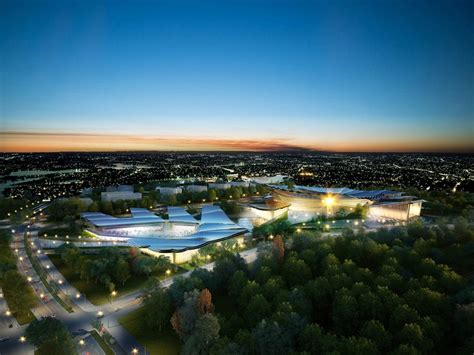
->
[48,245,175,305]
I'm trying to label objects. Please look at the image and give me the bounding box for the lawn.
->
[48,254,150,305]
[119,307,180,355]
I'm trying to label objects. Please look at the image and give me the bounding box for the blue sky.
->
[1,0,473,152]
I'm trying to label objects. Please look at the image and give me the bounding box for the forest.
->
[140,219,474,354]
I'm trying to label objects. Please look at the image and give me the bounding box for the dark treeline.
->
[141,220,474,354]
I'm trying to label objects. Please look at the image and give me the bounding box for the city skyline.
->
[1,0,473,153]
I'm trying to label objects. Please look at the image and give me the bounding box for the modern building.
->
[268,185,422,221]
[81,205,248,263]
[156,186,183,195]
[101,191,142,202]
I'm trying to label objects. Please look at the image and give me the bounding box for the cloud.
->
[0,131,315,152]
[1,131,472,153]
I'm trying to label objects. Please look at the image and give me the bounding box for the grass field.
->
[48,254,150,305]
[119,307,180,355]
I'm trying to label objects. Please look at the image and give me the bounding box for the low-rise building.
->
[101,191,142,202]
[156,186,183,195]
[209,182,231,190]
[186,185,208,193]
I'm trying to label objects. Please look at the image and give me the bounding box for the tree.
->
[360,320,391,351]
[197,288,214,315]
[182,313,220,354]
[25,317,76,355]
[273,235,285,265]
[244,294,271,326]
[113,258,131,285]
[143,288,172,332]
[2,270,36,316]
[251,320,291,355]
[207,189,217,201]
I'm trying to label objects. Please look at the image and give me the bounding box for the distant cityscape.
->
[1,152,472,200]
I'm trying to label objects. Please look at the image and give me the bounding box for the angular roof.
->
[81,205,247,252]
[269,185,401,201]
[167,206,198,224]
[81,208,164,227]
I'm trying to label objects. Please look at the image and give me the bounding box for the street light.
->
[19,336,26,343]
[6,310,11,316]
[166,269,171,276]
[79,339,85,346]
[27,276,32,282]
[132,349,139,354]
[111,290,117,305]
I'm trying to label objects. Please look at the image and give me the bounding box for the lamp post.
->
[110,290,117,305]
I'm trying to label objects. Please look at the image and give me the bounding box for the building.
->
[268,185,422,221]
[230,181,250,188]
[80,205,248,263]
[101,191,142,202]
[106,185,134,192]
[208,182,231,190]
[156,186,183,195]
[248,175,287,185]
[186,185,208,193]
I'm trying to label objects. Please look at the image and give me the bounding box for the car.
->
[0,337,10,342]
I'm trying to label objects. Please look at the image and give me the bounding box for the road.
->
[0,219,259,355]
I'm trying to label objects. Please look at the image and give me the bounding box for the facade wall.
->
[156,187,183,195]
[272,190,371,212]
[368,201,422,221]
[250,206,289,220]
[101,191,142,202]
[209,183,231,190]
[186,185,208,193]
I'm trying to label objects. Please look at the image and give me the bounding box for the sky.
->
[1,0,473,152]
